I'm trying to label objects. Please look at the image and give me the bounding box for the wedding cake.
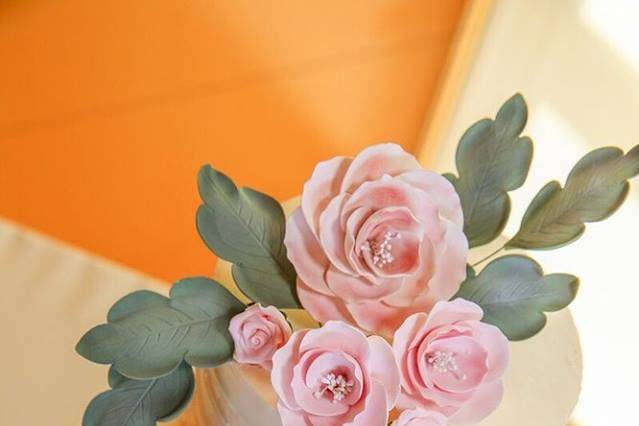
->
[77,94,639,426]
[170,230,582,426]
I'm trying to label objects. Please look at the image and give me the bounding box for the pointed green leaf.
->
[76,277,244,379]
[454,255,579,340]
[83,362,194,426]
[446,94,533,247]
[196,165,300,308]
[508,145,639,249]
[465,264,476,280]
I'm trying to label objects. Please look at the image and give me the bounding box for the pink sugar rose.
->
[393,299,509,424]
[229,303,292,370]
[392,408,448,426]
[271,320,400,426]
[285,143,468,336]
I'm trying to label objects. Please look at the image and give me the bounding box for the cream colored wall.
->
[421,1,639,424]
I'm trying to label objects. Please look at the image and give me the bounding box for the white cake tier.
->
[170,200,582,426]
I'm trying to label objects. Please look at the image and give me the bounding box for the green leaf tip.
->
[76,277,244,379]
[446,93,533,248]
[83,362,195,426]
[196,164,300,308]
[508,144,639,250]
[454,254,579,341]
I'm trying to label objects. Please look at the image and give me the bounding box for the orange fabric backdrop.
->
[0,0,465,282]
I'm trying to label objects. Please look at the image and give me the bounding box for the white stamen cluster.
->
[428,351,467,380]
[315,373,354,403]
[362,231,401,268]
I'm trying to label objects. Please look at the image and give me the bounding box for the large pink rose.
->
[229,303,292,370]
[271,321,400,426]
[392,408,448,426]
[393,299,510,424]
[285,143,468,335]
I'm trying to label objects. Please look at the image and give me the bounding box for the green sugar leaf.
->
[454,255,579,340]
[83,362,194,426]
[196,165,300,308]
[446,94,533,247]
[508,145,639,249]
[76,277,244,379]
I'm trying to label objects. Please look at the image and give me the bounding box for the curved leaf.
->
[76,277,244,379]
[196,165,300,308]
[83,362,194,426]
[454,255,579,340]
[446,94,533,247]
[508,145,639,249]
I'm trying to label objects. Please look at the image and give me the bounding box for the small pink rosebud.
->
[229,304,292,370]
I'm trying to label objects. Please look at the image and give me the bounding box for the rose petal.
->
[285,208,333,296]
[272,329,309,410]
[422,220,468,304]
[302,156,352,237]
[346,380,389,426]
[423,335,488,394]
[344,206,375,277]
[340,143,420,193]
[422,299,483,334]
[341,176,440,233]
[277,402,312,426]
[379,238,435,307]
[326,266,403,302]
[292,352,352,417]
[348,298,432,338]
[406,347,428,394]
[319,193,355,274]
[364,229,422,277]
[297,279,355,325]
[392,313,428,390]
[301,351,364,407]
[367,335,400,407]
[449,380,504,424]
[299,321,370,362]
[346,301,402,337]
[355,207,423,251]
[230,304,291,368]
[392,408,449,426]
[355,207,424,278]
[472,323,510,383]
[398,170,464,227]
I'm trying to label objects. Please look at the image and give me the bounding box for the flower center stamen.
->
[361,231,401,268]
[314,373,354,403]
[427,351,467,380]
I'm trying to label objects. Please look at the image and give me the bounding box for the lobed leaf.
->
[76,277,244,379]
[454,255,579,340]
[83,362,194,426]
[446,94,533,247]
[196,165,300,308]
[508,145,639,249]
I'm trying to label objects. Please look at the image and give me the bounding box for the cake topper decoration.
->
[77,94,639,425]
